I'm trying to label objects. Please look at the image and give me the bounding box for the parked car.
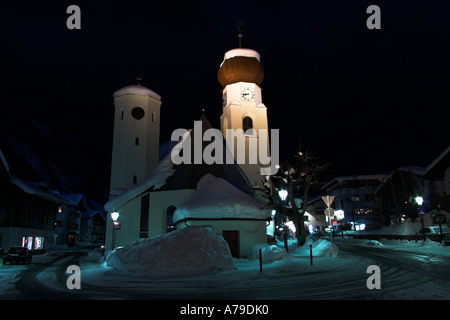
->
[2,247,32,264]
[418,226,450,244]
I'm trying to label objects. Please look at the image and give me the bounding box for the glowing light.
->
[285,220,296,233]
[415,196,424,206]
[111,211,119,222]
[278,190,288,201]
[335,210,345,220]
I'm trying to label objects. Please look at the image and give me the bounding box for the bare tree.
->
[268,147,330,247]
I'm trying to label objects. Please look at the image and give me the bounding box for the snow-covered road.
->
[2,238,448,300]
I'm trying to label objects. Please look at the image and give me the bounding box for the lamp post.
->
[415,196,426,240]
[111,211,119,250]
[278,189,288,252]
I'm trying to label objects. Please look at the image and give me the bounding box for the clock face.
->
[240,87,255,102]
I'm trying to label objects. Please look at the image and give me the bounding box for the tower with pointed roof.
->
[109,82,161,198]
[218,24,270,187]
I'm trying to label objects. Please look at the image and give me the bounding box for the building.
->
[375,166,427,224]
[322,174,387,230]
[0,149,72,250]
[218,47,270,187]
[104,41,273,257]
[423,145,450,213]
[55,193,106,246]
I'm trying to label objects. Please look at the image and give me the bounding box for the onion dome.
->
[217,48,264,88]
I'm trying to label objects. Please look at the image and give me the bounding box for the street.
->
[1,240,449,300]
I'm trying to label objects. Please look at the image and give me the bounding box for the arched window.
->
[166,205,177,233]
[243,116,253,133]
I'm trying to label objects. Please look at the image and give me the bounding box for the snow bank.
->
[377,220,421,235]
[106,226,236,277]
[251,243,288,263]
[293,238,339,258]
[250,238,339,264]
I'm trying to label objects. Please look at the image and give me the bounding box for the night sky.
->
[1,1,449,201]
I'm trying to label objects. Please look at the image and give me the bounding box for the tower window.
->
[152,111,156,123]
[131,107,145,120]
[133,176,137,184]
[243,116,253,133]
[135,137,139,146]
[120,110,124,120]
[166,205,177,233]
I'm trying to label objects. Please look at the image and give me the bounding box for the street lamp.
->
[111,211,119,250]
[278,189,288,202]
[415,196,424,206]
[278,189,289,252]
[415,196,426,239]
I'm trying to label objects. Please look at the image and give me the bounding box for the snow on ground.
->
[1,226,448,300]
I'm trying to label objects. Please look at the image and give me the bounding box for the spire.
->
[236,20,243,48]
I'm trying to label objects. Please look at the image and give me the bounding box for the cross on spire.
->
[236,20,244,48]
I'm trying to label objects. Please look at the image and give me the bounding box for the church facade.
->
[104,44,273,258]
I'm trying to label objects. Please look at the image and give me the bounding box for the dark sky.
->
[1,0,449,194]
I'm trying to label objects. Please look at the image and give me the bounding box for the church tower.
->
[217,27,270,187]
[109,82,161,198]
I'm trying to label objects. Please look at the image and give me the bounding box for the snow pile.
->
[366,240,383,246]
[251,243,288,263]
[377,220,421,235]
[79,249,104,263]
[294,238,339,258]
[173,174,271,223]
[106,226,236,277]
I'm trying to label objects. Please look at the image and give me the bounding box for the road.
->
[3,241,450,300]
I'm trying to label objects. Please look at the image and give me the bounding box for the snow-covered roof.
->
[105,113,254,212]
[323,174,387,191]
[224,48,260,62]
[104,142,178,211]
[374,166,427,195]
[9,175,72,205]
[113,85,161,101]
[173,174,271,223]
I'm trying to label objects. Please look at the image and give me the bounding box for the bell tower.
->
[109,81,161,198]
[218,25,270,187]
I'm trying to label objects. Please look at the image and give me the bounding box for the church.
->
[104,40,274,258]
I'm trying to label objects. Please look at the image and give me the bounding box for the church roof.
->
[159,113,253,193]
[217,48,264,87]
[105,112,255,211]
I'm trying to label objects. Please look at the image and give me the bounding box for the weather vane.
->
[236,20,244,48]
